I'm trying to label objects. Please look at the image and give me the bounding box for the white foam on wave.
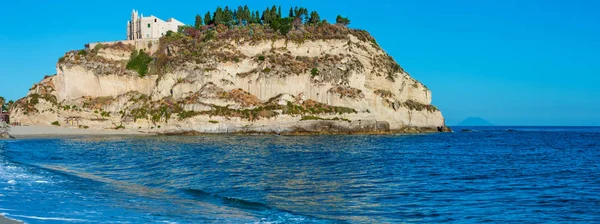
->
[0,163,54,186]
[10,214,88,222]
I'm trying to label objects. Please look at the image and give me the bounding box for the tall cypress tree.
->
[278,6,282,19]
[289,7,294,18]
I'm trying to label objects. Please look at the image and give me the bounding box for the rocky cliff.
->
[11,24,449,134]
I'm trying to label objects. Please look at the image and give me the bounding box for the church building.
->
[127,10,184,40]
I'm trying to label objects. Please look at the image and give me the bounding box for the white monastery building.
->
[127,9,184,40]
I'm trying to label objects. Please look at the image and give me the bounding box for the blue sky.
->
[0,0,598,126]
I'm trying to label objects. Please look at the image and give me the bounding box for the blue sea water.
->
[1,126,599,223]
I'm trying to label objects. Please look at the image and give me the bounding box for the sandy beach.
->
[8,125,153,138]
[0,215,22,224]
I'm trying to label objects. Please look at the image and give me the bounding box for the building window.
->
[147,23,151,28]
[154,19,157,22]
[147,34,150,38]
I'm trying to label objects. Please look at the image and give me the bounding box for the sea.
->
[0,126,599,223]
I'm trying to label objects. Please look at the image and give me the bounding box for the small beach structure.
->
[64,116,82,127]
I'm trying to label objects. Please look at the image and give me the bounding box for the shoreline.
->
[7,125,154,138]
[0,214,23,224]
[4,125,451,139]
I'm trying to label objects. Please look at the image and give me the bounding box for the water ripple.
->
[0,127,599,223]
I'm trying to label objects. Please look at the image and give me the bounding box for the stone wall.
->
[87,39,159,54]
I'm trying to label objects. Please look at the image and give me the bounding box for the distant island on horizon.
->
[456,117,494,126]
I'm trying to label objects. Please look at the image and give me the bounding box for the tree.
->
[4,100,13,113]
[194,14,203,29]
[204,11,212,25]
[308,11,320,25]
[254,10,260,23]
[223,6,234,25]
[262,7,272,24]
[214,7,223,25]
[336,15,350,26]
[0,96,5,112]
[293,7,308,21]
[278,6,282,19]
[271,5,278,19]
[300,8,309,23]
[278,18,293,35]
[243,5,250,23]
[236,6,243,22]
[289,7,294,18]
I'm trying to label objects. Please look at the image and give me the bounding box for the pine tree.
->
[204,11,212,25]
[223,6,233,25]
[214,7,223,25]
[289,7,294,18]
[270,5,278,20]
[195,14,203,29]
[262,7,271,24]
[243,5,250,23]
[294,7,299,18]
[308,11,320,25]
[300,8,309,23]
[236,6,243,22]
[336,15,350,26]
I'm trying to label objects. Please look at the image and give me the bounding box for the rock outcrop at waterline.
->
[10,24,448,134]
[0,121,13,139]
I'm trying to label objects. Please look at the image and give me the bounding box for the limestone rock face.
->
[55,65,158,101]
[11,27,448,134]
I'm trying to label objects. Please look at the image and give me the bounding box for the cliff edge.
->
[11,22,449,134]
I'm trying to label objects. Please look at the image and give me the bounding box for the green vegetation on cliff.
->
[126,50,153,77]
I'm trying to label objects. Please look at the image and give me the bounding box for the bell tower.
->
[128,9,139,40]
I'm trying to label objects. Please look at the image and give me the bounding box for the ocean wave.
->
[9,214,88,222]
[0,163,54,186]
[181,188,333,223]
[181,188,271,212]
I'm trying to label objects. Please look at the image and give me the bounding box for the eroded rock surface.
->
[11,25,449,134]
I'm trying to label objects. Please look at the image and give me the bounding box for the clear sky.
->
[0,0,598,126]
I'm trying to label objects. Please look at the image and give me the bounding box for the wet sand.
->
[0,215,22,224]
